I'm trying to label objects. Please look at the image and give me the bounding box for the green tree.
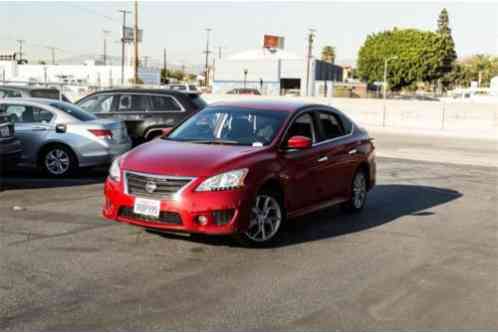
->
[321,46,336,64]
[161,68,188,83]
[357,28,448,90]
[437,8,457,88]
[448,55,498,88]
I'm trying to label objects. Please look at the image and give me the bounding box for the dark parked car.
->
[0,85,71,102]
[226,88,261,95]
[0,111,22,172]
[103,100,376,245]
[76,89,207,143]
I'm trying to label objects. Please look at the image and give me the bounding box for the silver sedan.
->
[0,98,132,177]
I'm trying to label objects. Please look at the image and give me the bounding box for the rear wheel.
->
[237,190,285,246]
[40,145,77,178]
[341,169,368,213]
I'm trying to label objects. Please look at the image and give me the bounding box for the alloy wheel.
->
[45,148,70,175]
[352,172,367,209]
[245,194,282,243]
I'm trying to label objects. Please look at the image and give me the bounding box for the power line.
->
[62,3,121,23]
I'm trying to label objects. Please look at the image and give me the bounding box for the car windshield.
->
[49,102,97,121]
[167,107,288,146]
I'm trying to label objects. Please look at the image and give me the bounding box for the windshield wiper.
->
[189,139,241,145]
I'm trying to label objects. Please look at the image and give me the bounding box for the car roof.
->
[0,97,66,105]
[0,85,60,91]
[208,99,320,113]
[88,88,200,96]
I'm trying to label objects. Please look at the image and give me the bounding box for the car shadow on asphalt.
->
[148,184,462,248]
[0,167,108,192]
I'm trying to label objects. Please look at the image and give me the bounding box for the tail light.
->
[89,129,113,139]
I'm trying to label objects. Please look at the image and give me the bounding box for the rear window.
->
[188,94,207,110]
[149,95,182,111]
[30,89,60,100]
[49,102,97,121]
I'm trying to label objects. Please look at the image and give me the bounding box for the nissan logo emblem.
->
[145,181,157,194]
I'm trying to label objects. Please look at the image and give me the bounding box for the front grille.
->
[118,207,182,225]
[125,171,194,199]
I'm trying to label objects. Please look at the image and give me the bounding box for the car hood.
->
[122,139,263,177]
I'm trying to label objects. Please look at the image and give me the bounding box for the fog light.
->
[212,209,235,225]
[196,215,208,225]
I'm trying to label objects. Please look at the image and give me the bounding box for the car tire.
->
[235,189,285,247]
[40,145,77,178]
[341,168,368,213]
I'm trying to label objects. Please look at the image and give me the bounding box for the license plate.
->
[133,197,161,218]
[0,126,10,138]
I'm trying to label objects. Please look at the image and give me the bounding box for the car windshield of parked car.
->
[167,107,288,146]
[49,102,97,121]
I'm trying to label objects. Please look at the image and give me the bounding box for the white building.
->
[0,59,160,88]
[213,48,342,96]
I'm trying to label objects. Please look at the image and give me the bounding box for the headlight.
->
[109,156,123,182]
[196,168,248,192]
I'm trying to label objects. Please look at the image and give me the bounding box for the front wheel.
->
[237,190,285,246]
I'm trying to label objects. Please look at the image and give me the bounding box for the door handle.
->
[32,126,48,131]
[317,156,328,163]
[348,149,358,155]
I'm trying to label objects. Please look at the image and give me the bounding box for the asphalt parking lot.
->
[0,134,497,330]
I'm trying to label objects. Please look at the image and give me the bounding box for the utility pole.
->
[203,28,212,87]
[305,29,315,96]
[16,40,25,63]
[118,9,131,85]
[162,48,168,84]
[47,47,56,65]
[217,46,222,59]
[133,0,139,84]
[103,29,110,66]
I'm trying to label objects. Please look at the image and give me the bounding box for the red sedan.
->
[103,100,376,245]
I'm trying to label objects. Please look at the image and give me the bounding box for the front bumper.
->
[102,178,253,235]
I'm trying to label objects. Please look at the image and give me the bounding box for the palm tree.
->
[321,46,336,64]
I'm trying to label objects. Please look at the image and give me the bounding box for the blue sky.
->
[1,1,497,66]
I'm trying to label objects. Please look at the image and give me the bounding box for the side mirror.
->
[286,135,312,150]
[160,127,173,137]
[55,123,67,133]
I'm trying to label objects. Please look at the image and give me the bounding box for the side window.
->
[149,95,182,111]
[35,108,53,123]
[4,90,22,98]
[318,112,345,141]
[4,105,53,123]
[117,94,148,111]
[286,113,316,143]
[97,95,114,113]
[0,90,5,98]
[78,96,98,111]
[78,95,113,113]
[340,114,354,134]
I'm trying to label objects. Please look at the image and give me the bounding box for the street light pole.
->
[382,55,398,127]
[243,69,248,88]
[204,28,212,87]
[383,55,398,100]
[305,29,315,97]
[102,30,110,66]
[133,0,139,85]
[118,9,130,85]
